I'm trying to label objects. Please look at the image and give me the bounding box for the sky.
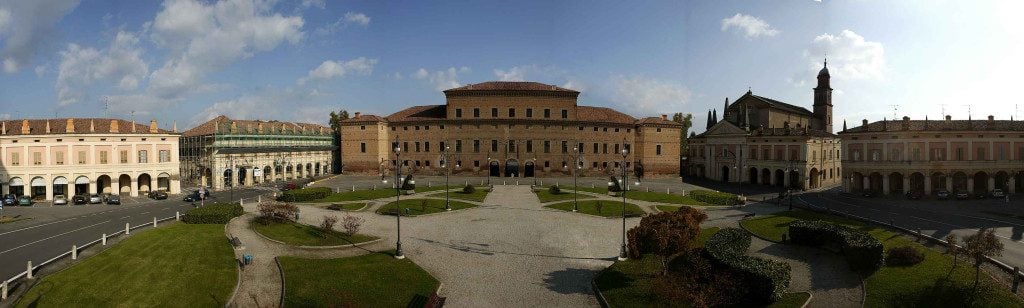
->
[1,0,1022,133]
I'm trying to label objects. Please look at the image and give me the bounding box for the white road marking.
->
[140,211,149,215]
[121,216,130,219]
[0,220,111,255]
[0,217,78,236]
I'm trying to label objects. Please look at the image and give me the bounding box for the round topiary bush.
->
[886,246,924,266]
[463,185,476,194]
[548,185,561,194]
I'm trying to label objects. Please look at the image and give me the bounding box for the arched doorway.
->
[774,169,785,188]
[52,176,68,197]
[505,159,519,177]
[138,173,152,193]
[868,172,883,194]
[30,177,46,200]
[973,171,989,193]
[909,173,925,193]
[275,165,283,181]
[157,173,171,191]
[315,162,321,176]
[888,172,904,195]
[809,168,820,189]
[761,168,771,185]
[8,177,25,196]
[306,163,312,178]
[118,174,132,194]
[223,169,233,188]
[931,172,947,193]
[489,161,500,177]
[524,161,535,177]
[286,165,294,179]
[203,168,213,188]
[1016,171,1024,193]
[995,171,1009,191]
[850,172,864,192]
[749,167,759,185]
[721,166,731,183]
[97,175,112,194]
[264,166,272,183]
[237,167,247,186]
[952,172,968,192]
[74,176,90,196]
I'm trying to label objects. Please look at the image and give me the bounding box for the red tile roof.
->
[637,116,682,126]
[444,81,579,94]
[182,115,330,137]
[842,119,1024,134]
[0,118,174,135]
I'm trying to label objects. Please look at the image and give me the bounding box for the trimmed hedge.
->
[280,187,332,202]
[788,220,884,272]
[689,190,739,205]
[462,185,476,194]
[705,228,791,304]
[182,203,244,224]
[608,176,622,192]
[548,185,561,194]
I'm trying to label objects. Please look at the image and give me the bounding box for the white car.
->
[53,194,69,205]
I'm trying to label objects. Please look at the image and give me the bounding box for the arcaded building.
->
[687,61,842,191]
[0,118,181,200]
[180,116,333,191]
[841,115,1024,196]
[339,81,682,178]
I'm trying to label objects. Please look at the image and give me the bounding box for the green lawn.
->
[740,210,1023,307]
[427,187,489,202]
[251,219,377,246]
[304,185,455,202]
[0,215,30,224]
[566,186,608,194]
[376,198,477,216]
[279,252,439,307]
[769,292,811,308]
[534,189,595,203]
[16,224,236,307]
[544,200,644,217]
[619,191,707,205]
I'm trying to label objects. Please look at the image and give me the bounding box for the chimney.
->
[172,121,177,133]
[21,120,29,134]
[945,115,952,122]
[1,121,5,135]
[988,115,995,121]
[45,120,51,133]
[110,120,119,133]
[149,119,158,133]
[230,121,237,133]
[131,119,136,133]
[862,119,868,126]
[90,119,95,132]
[661,114,668,121]
[258,122,263,133]
[354,112,361,118]
[66,119,75,133]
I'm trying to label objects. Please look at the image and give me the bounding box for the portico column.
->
[171,177,180,194]
[1010,178,1017,194]
[967,178,975,193]
[946,177,953,192]
[1,183,7,195]
[988,177,995,192]
[89,180,97,195]
[45,176,54,201]
[862,177,869,192]
[924,176,932,195]
[150,176,157,192]
[883,176,891,195]
[903,177,910,194]
[245,168,253,186]
[130,176,138,197]
[231,167,239,188]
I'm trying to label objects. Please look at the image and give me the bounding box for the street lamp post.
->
[392,138,405,259]
[486,153,492,186]
[441,144,452,211]
[617,141,634,261]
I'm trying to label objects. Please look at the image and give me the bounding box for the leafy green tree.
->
[672,113,693,152]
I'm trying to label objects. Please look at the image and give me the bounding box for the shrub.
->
[258,201,299,223]
[548,185,561,194]
[704,228,791,304]
[627,207,707,261]
[182,203,244,224]
[608,176,622,192]
[279,187,332,202]
[887,246,925,266]
[655,251,744,308]
[463,185,476,194]
[788,220,884,272]
[319,215,338,238]
[689,190,739,205]
[401,174,416,191]
[594,201,603,214]
[341,215,364,236]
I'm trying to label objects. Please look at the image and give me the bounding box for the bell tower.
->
[813,59,833,133]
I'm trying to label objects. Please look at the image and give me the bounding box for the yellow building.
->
[340,81,682,178]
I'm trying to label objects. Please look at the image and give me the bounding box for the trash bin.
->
[244,254,253,265]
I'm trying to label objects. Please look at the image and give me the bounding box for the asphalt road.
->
[0,187,268,282]
[799,190,1024,269]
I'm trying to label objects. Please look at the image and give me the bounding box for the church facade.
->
[686,61,842,191]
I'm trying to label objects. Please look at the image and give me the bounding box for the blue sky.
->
[1,0,1021,133]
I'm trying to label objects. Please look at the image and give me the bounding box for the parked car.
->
[105,194,121,205]
[937,190,950,200]
[148,191,168,200]
[955,190,970,200]
[2,194,15,206]
[280,182,299,191]
[17,195,32,206]
[861,191,874,198]
[906,190,923,200]
[72,195,87,205]
[53,195,68,205]
[183,190,207,202]
[88,194,103,204]
[992,189,1006,198]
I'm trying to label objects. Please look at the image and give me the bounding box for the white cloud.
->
[147,0,304,99]
[188,86,324,125]
[562,78,586,92]
[0,0,81,74]
[612,75,692,115]
[0,113,10,120]
[494,67,527,81]
[55,31,149,106]
[34,64,47,77]
[721,13,779,39]
[298,57,377,84]
[413,67,469,91]
[300,0,325,9]
[805,30,886,81]
[343,12,370,26]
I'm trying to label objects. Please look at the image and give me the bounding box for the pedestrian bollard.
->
[591,183,594,188]
[646,187,650,192]
[175,211,180,221]
[352,185,356,191]
[516,180,519,185]
[503,180,506,185]
[2,280,8,300]
[540,180,544,186]
[1013,267,1020,292]
[667,188,670,194]
[125,222,130,235]
[372,185,376,190]
[258,195,261,203]
[26,261,33,279]
[428,182,432,187]
[153,217,158,227]
[102,233,107,245]
[72,245,78,260]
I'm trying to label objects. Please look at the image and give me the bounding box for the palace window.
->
[931,148,945,161]
[474,160,480,167]
[562,141,568,153]
[763,149,770,161]
[404,142,409,151]
[425,142,430,152]
[100,151,108,164]
[491,140,498,152]
[456,109,463,117]
[544,141,551,153]
[593,143,598,153]
[78,151,87,164]
[656,145,662,155]
[526,108,533,118]
[976,147,986,161]
[851,150,861,162]
[160,150,170,162]
[360,143,367,153]
[614,144,620,154]
[526,140,533,153]
[912,148,921,161]
[544,109,551,118]
[120,150,128,163]
[33,152,42,165]
[10,152,19,166]
[491,108,498,117]
[955,148,964,161]
[474,108,480,118]
[415,142,421,152]
[508,140,516,152]
[509,108,516,117]
[474,140,480,152]
[603,143,608,154]
[138,150,148,163]
[55,151,65,165]
[545,161,550,168]
[439,142,445,152]
[456,140,463,152]
[889,149,900,161]
[561,109,568,119]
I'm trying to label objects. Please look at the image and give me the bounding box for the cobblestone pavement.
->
[748,237,864,308]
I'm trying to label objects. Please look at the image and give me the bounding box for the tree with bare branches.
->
[626,206,707,274]
[964,228,1004,289]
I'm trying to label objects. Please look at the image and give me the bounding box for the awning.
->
[53,177,68,185]
[75,176,90,184]
[31,177,46,187]
[9,178,24,186]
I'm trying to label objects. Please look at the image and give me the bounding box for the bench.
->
[407,292,446,308]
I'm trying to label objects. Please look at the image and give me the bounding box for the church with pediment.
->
[685,61,843,191]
